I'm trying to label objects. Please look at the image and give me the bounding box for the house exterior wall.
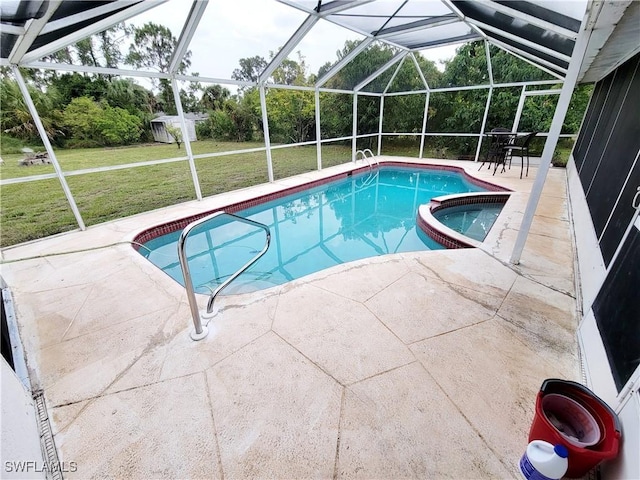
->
[569,52,639,479]
[0,359,46,479]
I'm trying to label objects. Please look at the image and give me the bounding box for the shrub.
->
[195,118,212,139]
[62,97,142,147]
[95,106,142,146]
[210,109,236,141]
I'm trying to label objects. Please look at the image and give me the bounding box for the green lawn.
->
[1,137,567,247]
[1,140,361,247]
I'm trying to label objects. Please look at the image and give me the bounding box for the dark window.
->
[593,226,640,391]
[574,52,640,266]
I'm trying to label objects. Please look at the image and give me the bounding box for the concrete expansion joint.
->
[332,388,347,480]
[344,360,419,388]
[407,318,495,345]
[270,330,345,387]
[415,362,509,472]
[0,240,136,265]
[478,248,575,299]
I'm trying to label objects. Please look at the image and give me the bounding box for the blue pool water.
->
[139,167,487,294]
[433,203,504,241]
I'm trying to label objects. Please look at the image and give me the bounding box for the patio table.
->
[478,131,525,175]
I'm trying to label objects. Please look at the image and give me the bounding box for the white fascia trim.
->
[20,0,167,64]
[475,0,579,40]
[40,0,140,35]
[169,0,209,74]
[355,51,407,91]
[8,1,62,63]
[316,37,374,88]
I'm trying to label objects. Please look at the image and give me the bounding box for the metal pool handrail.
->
[355,148,378,169]
[355,149,379,187]
[177,211,271,341]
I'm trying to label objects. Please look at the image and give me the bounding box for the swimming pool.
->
[137,165,496,295]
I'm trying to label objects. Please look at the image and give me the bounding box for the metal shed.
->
[150,115,198,144]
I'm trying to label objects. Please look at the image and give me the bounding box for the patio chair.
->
[478,127,510,172]
[504,132,537,178]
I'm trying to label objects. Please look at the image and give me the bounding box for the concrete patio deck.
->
[1,157,580,479]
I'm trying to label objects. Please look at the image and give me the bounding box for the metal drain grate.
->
[33,390,63,480]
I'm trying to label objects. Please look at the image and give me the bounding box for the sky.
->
[127,0,461,84]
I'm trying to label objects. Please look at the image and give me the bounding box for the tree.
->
[271,52,308,86]
[317,42,401,142]
[265,88,315,143]
[97,24,131,69]
[164,124,183,149]
[126,22,192,115]
[104,78,154,114]
[47,73,109,107]
[322,41,397,90]
[126,22,190,74]
[201,85,231,111]
[0,76,63,144]
[232,56,267,84]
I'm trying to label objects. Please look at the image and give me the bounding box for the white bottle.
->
[519,440,569,480]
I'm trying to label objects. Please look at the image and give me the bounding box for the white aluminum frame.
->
[510,7,594,264]
[0,0,584,241]
[20,0,167,64]
[11,65,85,231]
[9,0,62,63]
